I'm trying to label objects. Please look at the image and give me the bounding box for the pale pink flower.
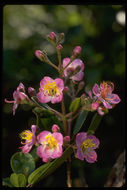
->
[63,58,84,82]
[37,76,64,104]
[76,132,100,163]
[92,81,121,109]
[19,125,37,153]
[37,131,63,162]
[5,83,29,115]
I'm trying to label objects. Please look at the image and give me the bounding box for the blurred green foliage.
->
[2,5,125,187]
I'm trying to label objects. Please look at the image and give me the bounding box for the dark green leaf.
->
[28,146,73,185]
[10,152,35,177]
[87,113,102,134]
[2,177,14,187]
[69,97,81,112]
[10,173,27,187]
[73,111,89,135]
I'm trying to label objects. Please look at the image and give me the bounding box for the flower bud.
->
[35,50,48,62]
[47,32,57,45]
[64,136,70,142]
[56,44,63,51]
[49,32,56,40]
[28,87,36,96]
[63,86,69,93]
[73,46,82,57]
[52,124,60,132]
[91,102,99,110]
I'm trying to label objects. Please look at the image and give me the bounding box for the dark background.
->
[2,5,125,187]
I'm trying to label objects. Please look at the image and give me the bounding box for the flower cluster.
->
[4,31,121,166]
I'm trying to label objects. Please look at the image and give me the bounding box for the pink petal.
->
[76,149,84,161]
[55,78,64,91]
[21,144,32,153]
[63,57,70,68]
[37,145,46,158]
[84,150,97,163]
[51,93,63,104]
[52,132,63,145]
[70,59,84,71]
[97,107,105,115]
[76,132,87,148]
[71,71,84,81]
[40,76,54,88]
[37,92,51,103]
[92,83,100,96]
[105,94,121,104]
[99,97,112,109]
[37,131,51,144]
[86,135,100,149]
[31,125,37,134]
[13,103,18,115]
[50,146,63,159]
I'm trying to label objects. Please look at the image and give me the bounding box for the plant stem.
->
[67,157,72,187]
[57,49,68,135]
[46,58,59,71]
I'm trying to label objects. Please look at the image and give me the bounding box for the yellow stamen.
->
[81,139,95,152]
[44,134,58,149]
[20,130,33,143]
[43,81,59,96]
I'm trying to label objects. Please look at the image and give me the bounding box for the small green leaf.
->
[87,113,102,134]
[10,173,26,187]
[2,177,14,187]
[69,97,81,112]
[28,146,73,185]
[73,111,89,135]
[31,96,52,110]
[10,152,35,177]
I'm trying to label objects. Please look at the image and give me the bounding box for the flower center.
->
[20,130,33,143]
[81,139,95,152]
[43,81,59,96]
[44,134,58,149]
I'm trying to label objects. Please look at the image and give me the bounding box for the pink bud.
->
[73,46,82,55]
[35,50,43,59]
[92,102,99,110]
[64,136,70,142]
[52,124,60,132]
[28,87,36,96]
[56,44,63,51]
[63,86,69,93]
[49,32,56,40]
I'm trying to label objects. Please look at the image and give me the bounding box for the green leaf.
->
[10,173,27,187]
[69,97,81,112]
[2,177,14,187]
[73,111,89,135]
[10,152,35,177]
[31,96,53,110]
[87,113,102,135]
[28,146,73,185]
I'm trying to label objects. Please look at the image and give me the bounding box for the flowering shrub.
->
[3,32,121,187]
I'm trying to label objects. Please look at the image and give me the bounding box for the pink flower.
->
[76,132,100,163]
[5,83,30,115]
[37,130,63,162]
[37,76,64,104]
[63,58,84,82]
[73,46,82,56]
[92,81,121,109]
[19,125,37,153]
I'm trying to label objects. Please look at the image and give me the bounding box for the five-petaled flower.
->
[37,130,63,162]
[76,132,100,163]
[63,58,84,82]
[92,81,121,109]
[5,83,30,115]
[19,125,37,153]
[37,76,64,104]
